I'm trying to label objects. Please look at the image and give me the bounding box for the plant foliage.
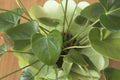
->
[0,0,120,80]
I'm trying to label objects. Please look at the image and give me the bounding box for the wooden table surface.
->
[0,0,113,80]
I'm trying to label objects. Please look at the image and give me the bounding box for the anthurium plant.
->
[0,0,120,80]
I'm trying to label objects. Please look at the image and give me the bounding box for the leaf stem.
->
[39,26,50,32]
[106,8,120,15]
[16,0,32,20]
[53,65,58,80]
[89,19,100,27]
[102,70,106,80]
[6,50,34,55]
[67,0,79,32]
[34,64,46,76]
[84,66,94,80]
[65,19,99,44]
[63,0,68,33]
[38,26,50,35]
[0,8,30,21]
[60,0,69,27]
[0,60,39,80]
[63,45,90,51]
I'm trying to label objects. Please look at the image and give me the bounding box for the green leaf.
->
[75,15,88,25]
[0,45,7,58]
[29,5,47,19]
[80,48,109,71]
[6,21,38,40]
[38,17,60,27]
[71,64,100,80]
[20,68,34,80]
[62,56,73,75]
[0,8,24,32]
[99,0,120,31]
[67,49,88,66]
[104,68,120,80]
[100,12,120,31]
[6,21,38,51]
[13,40,31,51]
[62,49,87,75]
[99,0,120,11]
[32,30,62,65]
[81,3,104,21]
[89,28,120,61]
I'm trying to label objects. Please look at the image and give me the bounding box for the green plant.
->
[0,0,120,80]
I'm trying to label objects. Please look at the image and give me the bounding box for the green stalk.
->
[102,70,107,80]
[6,50,34,55]
[54,65,58,80]
[67,0,79,32]
[76,19,100,43]
[38,27,48,35]
[65,19,99,44]
[63,45,90,51]
[0,8,30,21]
[0,60,39,80]
[63,0,68,33]
[34,64,46,76]
[39,26,50,33]
[84,66,94,80]
[60,0,69,27]
[38,26,50,35]
[16,0,32,20]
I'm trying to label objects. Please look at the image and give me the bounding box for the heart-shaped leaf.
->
[13,40,31,51]
[70,64,100,80]
[89,28,120,61]
[6,21,38,40]
[67,49,88,66]
[32,30,62,65]
[99,0,120,11]
[6,21,38,51]
[81,3,104,21]
[0,45,7,58]
[81,48,109,71]
[62,49,87,75]
[62,56,73,75]
[75,15,88,25]
[0,8,24,32]
[20,68,34,80]
[104,68,120,80]
[29,5,61,30]
[38,17,60,27]
[99,0,120,31]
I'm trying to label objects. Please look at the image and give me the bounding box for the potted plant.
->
[0,0,120,80]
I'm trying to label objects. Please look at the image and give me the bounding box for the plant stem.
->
[54,65,58,80]
[6,50,34,55]
[16,0,32,20]
[39,26,50,32]
[60,0,69,27]
[34,64,46,76]
[101,70,106,80]
[39,26,50,35]
[63,45,90,51]
[0,8,30,21]
[65,19,100,44]
[63,0,68,33]
[89,19,100,27]
[0,60,39,80]
[84,66,94,80]
[67,0,79,32]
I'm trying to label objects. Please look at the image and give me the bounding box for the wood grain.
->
[3,0,120,80]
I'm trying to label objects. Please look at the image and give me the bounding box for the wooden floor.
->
[0,0,114,80]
